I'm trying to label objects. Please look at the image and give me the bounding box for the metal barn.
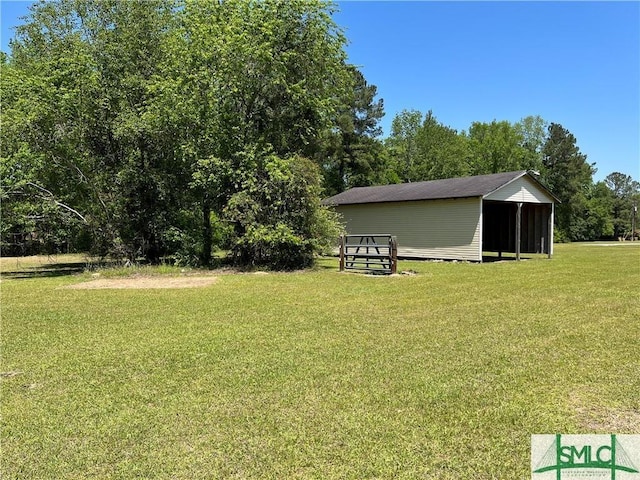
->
[323,171,558,262]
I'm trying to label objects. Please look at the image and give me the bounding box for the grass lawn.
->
[1,243,639,479]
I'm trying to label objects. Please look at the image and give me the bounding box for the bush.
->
[232,223,311,270]
[224,150,343,269]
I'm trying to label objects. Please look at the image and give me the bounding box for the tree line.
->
[366,111,639,243]
[1,0,638,268]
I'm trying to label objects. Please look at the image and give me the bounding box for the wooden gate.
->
[339,235,398,274]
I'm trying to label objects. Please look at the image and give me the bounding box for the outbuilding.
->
[323,170,559,262]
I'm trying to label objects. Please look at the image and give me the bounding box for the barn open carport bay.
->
[1,242,638,479]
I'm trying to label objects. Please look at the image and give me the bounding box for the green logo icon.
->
[532,434,639,479]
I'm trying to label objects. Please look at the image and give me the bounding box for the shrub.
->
[224,150,343,269]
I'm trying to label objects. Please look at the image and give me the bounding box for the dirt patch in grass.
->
[570,389,640,432]
[574,404,640,432]
[66,276,218,289]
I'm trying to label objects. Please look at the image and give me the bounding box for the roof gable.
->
[484,174,557,203]
[323,171,557,206]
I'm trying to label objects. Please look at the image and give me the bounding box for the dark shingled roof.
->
[323,170,545,206]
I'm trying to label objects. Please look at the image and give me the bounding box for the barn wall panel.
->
[336,197,482,261]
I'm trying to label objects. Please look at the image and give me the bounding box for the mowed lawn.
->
[1,244,639,479]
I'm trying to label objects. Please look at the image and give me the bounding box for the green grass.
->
[2,243,639,479]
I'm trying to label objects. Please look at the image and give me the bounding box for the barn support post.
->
[515,202,522,261]
[339,235,345,271]
[548,203,554,259]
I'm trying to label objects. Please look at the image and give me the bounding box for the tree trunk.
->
[201,198,212,266]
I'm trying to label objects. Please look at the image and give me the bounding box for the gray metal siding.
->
[336,197,482,261]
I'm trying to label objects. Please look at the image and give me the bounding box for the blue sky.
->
[2,1,638,181]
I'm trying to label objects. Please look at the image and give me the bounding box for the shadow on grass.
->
[482,255,534,263]
[1,257,230,280]
[314,260,339,271]
[1,262,89,279]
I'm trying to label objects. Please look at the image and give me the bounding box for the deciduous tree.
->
[466,120,529,175]
[3,0,349,268]
[604,172,640,238]
[412,111,469,181]
[386,110,424,183]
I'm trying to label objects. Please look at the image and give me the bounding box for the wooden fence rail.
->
[339,234,398,274]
